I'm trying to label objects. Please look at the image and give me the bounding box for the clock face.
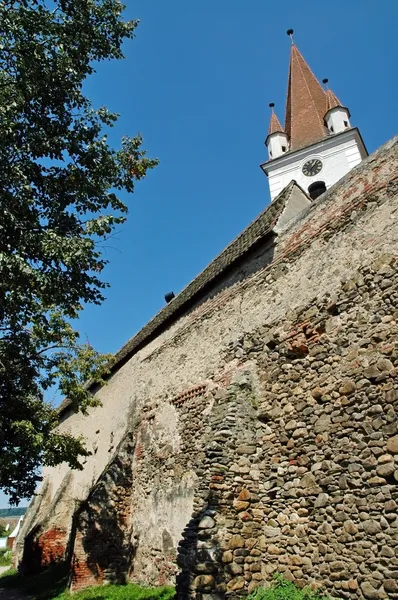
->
[302,158,323,177]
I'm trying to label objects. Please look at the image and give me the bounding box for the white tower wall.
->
[262,128,367,201]
[266,132,289,160]
[325,107,351,135]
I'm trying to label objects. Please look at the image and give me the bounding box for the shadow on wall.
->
[23,524,44,574]
[176,491,223,600]
[18,475,72,575]
[69,433,136,590]
[22,524,68,575]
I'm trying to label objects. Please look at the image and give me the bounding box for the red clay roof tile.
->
[268,109,284,136]
[325,88,343,112]
[285,45,328,151]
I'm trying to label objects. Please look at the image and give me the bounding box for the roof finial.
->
[269,102,275,112]
[322,78,329,90]
[286,28,294,45]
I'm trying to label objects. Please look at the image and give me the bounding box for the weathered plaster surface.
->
[17,137,398,599]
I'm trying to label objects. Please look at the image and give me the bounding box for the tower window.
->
[330,125,334,133]
[281,145,286,152]
[344,120,348,127]
[308,181,326,200]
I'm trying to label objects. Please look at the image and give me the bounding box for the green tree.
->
[0,0,158,503]
[0,524,8,537]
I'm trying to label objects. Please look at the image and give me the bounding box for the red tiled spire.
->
[325,88,343,112]
[285,44,328,151]
[268,107,284,136]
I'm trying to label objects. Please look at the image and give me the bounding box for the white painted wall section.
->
[262,128,367,201]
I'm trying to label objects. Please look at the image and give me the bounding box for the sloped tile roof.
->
[268,110,284,136]
[285,45,328,151]
[325,88,349,116]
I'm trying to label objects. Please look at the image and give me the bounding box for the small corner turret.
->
[265,103,289,160]
[323,80,351,135]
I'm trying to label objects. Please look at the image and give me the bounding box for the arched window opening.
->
[308,181,326,200]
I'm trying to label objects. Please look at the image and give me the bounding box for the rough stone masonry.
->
[16,136,398,599]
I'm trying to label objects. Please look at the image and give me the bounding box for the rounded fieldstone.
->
[233,500,250,512]
[377,358,394,371]
[368,476,386,485]
[237,489,251,501]
[360,581,379,599]
[344,520,358,535]
[311,387,323,399]
[227,576,245,591]
[263,525,281,537]
[386,436,398,454]
[381,546,395,558]
[376,462,395,477]
[228,535,244,549]
[199,516,215,529]
[194,575,215,590]
[348,579,358,591]
[377,454,393,464]
[384,579,398,593]
[239,511,252,522]
[222,551,233,564]
[300,473,317,488]
[229,562,243,575]
[339,379,356,395]
[362,520,381,535]
[314,493,329,508]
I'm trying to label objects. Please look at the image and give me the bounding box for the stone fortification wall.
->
[17,137,398,599]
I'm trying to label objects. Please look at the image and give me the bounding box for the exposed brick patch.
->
[38,528,67,566]
[22,526,67,573]
[71,531,102,591]
[171,384,207,405]
[282,321,326,356]
[70,434,135,592]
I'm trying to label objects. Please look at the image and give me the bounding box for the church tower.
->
[261,30,368,201]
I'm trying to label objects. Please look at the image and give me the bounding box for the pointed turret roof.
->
[325,88,350,117]
[325,88,342,111]
[285,43,328,151]
[268,107,284,136]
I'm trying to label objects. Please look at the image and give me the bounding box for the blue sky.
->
[1,0,397,507]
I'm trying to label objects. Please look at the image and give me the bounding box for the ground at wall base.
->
[0,567,176,600]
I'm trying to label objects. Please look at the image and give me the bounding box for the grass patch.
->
[0,548,11,566]
[0,567,18,581]
[248,574,333,600]
[0,564,69,599]
[0,565,175,600]
[54,583,176,600]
